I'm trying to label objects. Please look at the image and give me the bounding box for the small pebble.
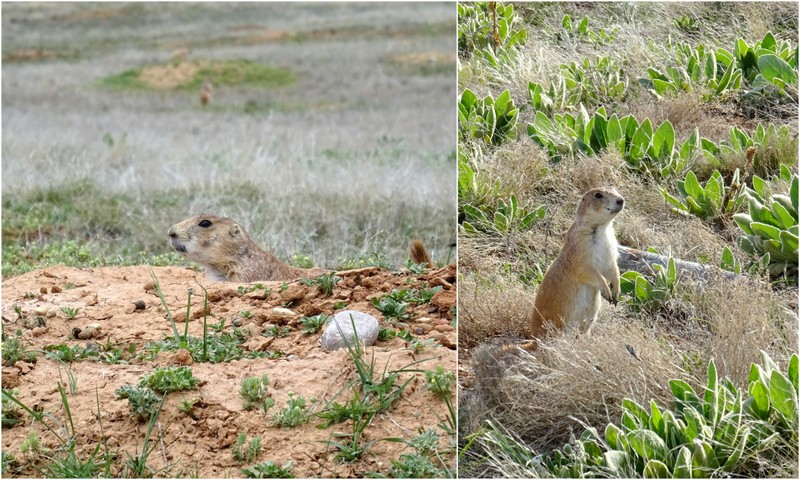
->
[51,286,62,294]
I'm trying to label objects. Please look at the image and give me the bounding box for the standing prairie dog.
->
[531,187,624,338]
[168,214,328,282]
[199,78,212,106]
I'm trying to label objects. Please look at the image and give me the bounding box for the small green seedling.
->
[232,433,262,463]
[60,307,79,319]
[424,366,455,400]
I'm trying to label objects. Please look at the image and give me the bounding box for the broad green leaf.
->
[590,111,608,151]
[651,120,675,160]
[758,53,798,86]
[674,446,693,478]
[705,51,717,79]
[604,450,630,477]
[772,194,797,221]
[670,379,701,411]
[704,359,719,426]
[790,354,799,394]
[683,171,704,201]
[623,398,650,426]
[644,459,670,478]
[721,428,749,472]
[578,16,589,34]
[605,423,624,451]
[771,200,796,230]
[770,370,798,427]
[562,14,572,31]
[748,379,771,420]
[494,211,509,233]
[463,204,488,224]
[630,119,653,162]
[649,400,665,438]
[750,222,782,242]
[628,429,668,461]
[762,31,777,51]
[733,213,754,235]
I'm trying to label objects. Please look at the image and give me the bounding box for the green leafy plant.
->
[425,366,455,400]
[478,352,798,478]
[241,460,294,478]
[458,2,527,63]
[115,385,161,421]
[559,14,618,45]
[2,389,23,428]
[620,254,680,312]
[733,168,798,277]
[462,194,545,236]
[459,89,518,146]
[240,374,275,414]
[272,393,311,428]
[661,168,746,222]
[139,366,199,394]
[302,272,340,296]
[673,14,699,33]
[299,314,329,334]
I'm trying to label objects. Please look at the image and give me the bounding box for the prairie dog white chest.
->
[591,222,619,274]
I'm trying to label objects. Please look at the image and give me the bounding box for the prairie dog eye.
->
[198,219,213,228]
[594,192,603,199]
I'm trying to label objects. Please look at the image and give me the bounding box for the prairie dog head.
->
[575,187,624,226]
[168,214,249,266]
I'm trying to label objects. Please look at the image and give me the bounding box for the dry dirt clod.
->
[51,286,62,294]
[133,300,146,310]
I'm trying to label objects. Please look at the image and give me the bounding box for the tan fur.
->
[168,214,328,282]
[410,240,434,268]
[531,187,624,339]
[199,79,212,106]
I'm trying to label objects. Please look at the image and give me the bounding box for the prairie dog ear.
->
[230,224,241,237]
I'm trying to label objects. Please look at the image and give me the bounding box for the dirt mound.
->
[1,264,456,477]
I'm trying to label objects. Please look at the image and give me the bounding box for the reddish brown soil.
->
[1,264,456,478]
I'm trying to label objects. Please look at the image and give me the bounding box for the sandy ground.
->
[1,264,456,477]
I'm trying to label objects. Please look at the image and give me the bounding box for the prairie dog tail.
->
[410,240,433,268]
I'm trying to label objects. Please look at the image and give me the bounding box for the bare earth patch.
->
[2,264,456,477]
[138,62,207,90]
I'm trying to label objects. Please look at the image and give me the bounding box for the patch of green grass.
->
[371,295,411,321]
[99,59,295,92]
[60,306,79,319]
[98,67,149,89]
[272,393,311,428]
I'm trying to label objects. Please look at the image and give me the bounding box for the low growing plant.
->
[240,374,275,414]
[272,393,311,428]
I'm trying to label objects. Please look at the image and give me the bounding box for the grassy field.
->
[1,2,456,278]
[458,2,797,478]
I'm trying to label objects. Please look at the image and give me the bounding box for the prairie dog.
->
[168,214,328,282]
[199,79,212,106]
[531,187,624,338]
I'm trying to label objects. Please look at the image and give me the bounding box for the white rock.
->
[319,310,379,351]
